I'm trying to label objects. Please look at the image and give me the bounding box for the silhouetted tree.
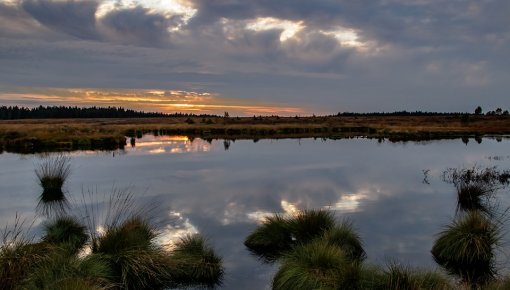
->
[475,106,482,115]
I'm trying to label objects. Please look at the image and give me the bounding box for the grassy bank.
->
[1,115,509,153]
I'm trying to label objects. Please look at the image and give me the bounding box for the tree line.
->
[0,106,217,120]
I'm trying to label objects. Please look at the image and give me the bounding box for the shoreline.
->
[1,115,509,153]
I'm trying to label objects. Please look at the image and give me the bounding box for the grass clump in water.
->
[170,235,224,288]
[322,221,366,262]
[35,155,71,216]
[431,211,500,287]
[443,166,510,215]
[272,239,361,290]
[91,212,224,289]
[92,215,170,289]
[244,214,293,262]
[244,209,336,262]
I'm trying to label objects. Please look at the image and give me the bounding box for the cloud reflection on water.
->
[1,137,510,289]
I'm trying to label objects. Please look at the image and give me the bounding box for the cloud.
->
[0,0,509,113]
[98,6,175,46]
[0,87,304,116]
[21,0,100,40]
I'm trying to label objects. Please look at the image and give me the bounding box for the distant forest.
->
[0,105,215,120]
[0,105,507,120]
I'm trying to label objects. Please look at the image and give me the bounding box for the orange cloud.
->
[0,87,305,116]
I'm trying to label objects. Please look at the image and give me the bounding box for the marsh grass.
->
[42,216,88,254]
[443,166,510,216]
[82,189,224,289]
[456,183,495,216]
[484,276,510,290]
[91,209,171,289]
[287,209,336,242]
[431,211,500,287]
[368,263,454,290]
[35,155,71,216]
[0,214,44,290]
[170,235,225,288]
[244,210,336,263]
[22,249,112,290]
[322,221,366,262]
[92,216,155,254]
[244,214,294,263]
[272,239,361,290]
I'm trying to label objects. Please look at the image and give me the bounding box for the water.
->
[1,135,510,289]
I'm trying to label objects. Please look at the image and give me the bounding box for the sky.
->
[0,0,509,116]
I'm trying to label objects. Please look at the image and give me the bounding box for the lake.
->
[1,135,510,289]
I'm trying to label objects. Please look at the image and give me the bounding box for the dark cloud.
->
[21,0,100,40]
[0,0,509,113]
[98,6,176,46]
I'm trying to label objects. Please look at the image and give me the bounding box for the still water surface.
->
[1,135,510,289]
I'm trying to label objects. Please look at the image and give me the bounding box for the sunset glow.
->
[0,88,304,116]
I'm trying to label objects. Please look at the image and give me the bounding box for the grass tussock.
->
[484,275,510,290]
[244,209,336,262]
[0,215,45,290]
[431,211,500,286]
[356,264,455,290]
[92,215,169,290]
[272,239,361,290]
[90,209,224,290]
[35,155,71,216]
[21,249,112,290]
[322,221,366,262]
[42,216,88,253]
[373,263,454,290]
[0,242,50,290]
[287,209,336,242]
[244,214,294,262]
[92,216,155,254]
[170,235,225,288]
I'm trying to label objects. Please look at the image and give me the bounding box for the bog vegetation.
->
[0,155,224,290]
[3,153,510,289]
[245,166,510,290]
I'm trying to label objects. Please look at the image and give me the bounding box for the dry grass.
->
[1,115,509,152]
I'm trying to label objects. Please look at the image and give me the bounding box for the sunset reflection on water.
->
[127,135,213,155]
